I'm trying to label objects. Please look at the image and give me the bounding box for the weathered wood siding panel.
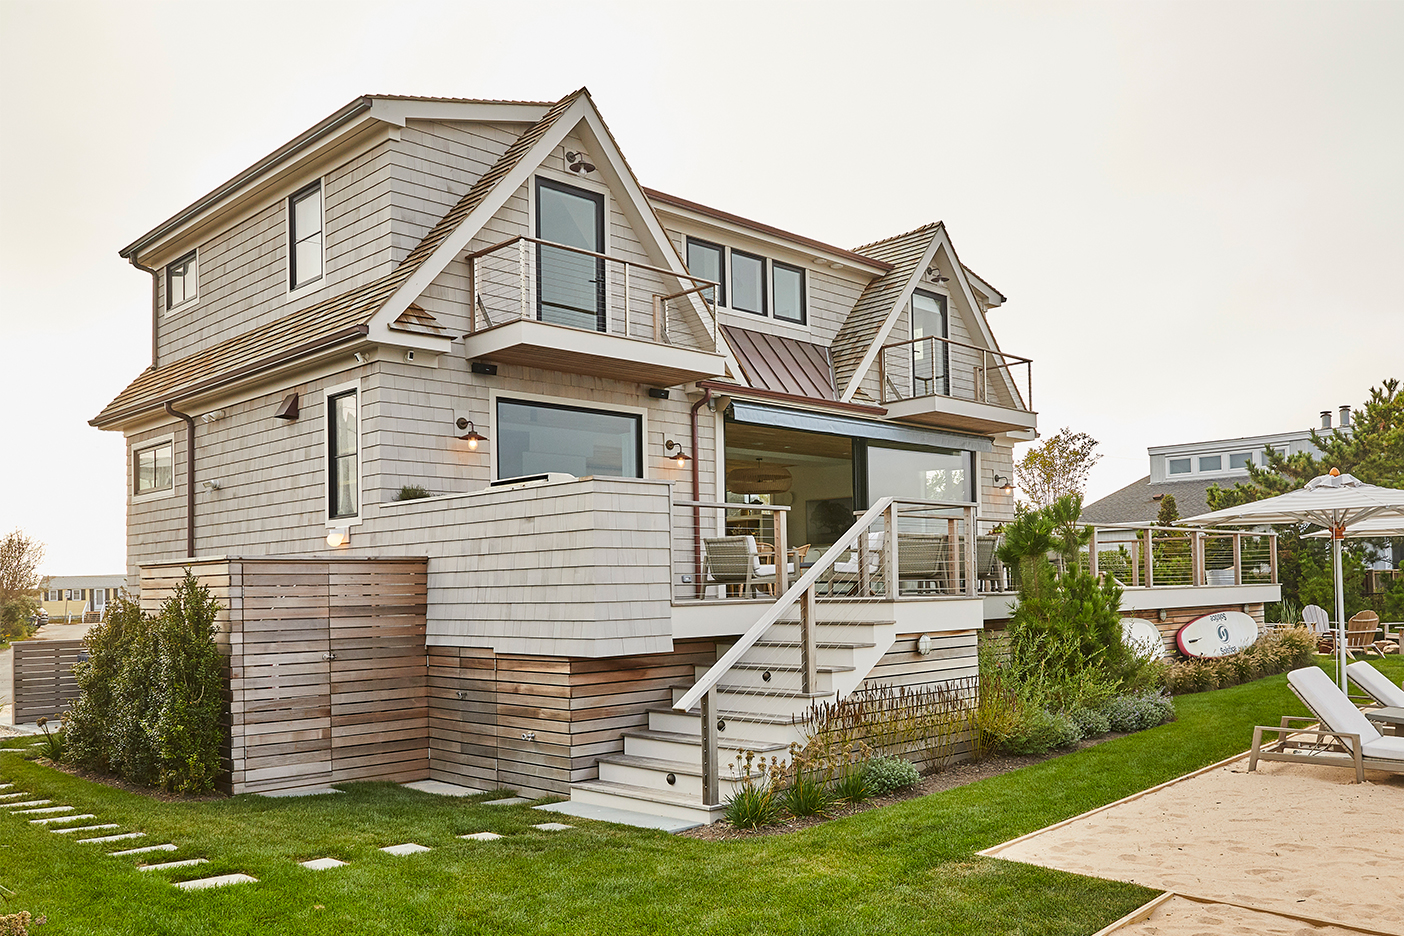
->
[9,640,88,723]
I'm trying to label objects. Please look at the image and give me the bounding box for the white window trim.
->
[323,379,363,528]
[131,434,177,503]
[164,248,200,314]
[486,387,650,483]
[287,176,328,301]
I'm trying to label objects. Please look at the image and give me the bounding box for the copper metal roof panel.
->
[722,324,836,402]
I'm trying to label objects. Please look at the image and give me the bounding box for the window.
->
[911,290,949,397]
[66,590,76,601]
[536,178,605,331]
[289,181,324,289]
[1167,458,1191,475]
[166,250,197,309]
[134,442,174,495]
[496,398,641,480]
[1229,452,1254,470]
[1199,455,1222,472]
[686,237,726,307]
[328,390,358,519]
[47,588,59,602]
[867,443,973,503]
[772,260,806,325]
[730,250,766,315]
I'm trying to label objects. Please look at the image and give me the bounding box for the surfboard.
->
[1175,610,1259,658]
[1121,618,1166,660]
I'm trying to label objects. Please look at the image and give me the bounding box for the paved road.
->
[0,620,92,726]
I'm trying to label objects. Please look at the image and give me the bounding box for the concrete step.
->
[646,706,807,746]
[570,780,727,826]
[622,728,787,764]
[597,754,758,798]
[693,663,846,693]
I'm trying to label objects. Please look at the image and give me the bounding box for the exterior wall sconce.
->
[565,150,596,174]
[201,410,225,423]
[993,473,1015,494]
[925,264,950,284]
[326,528,350,548]
[456,418,486,450]
[274,392,300,420]
[664,439,690,466]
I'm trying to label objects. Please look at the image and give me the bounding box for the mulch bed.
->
[682,733,1129,841]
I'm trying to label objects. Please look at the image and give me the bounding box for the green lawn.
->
[2,655,1400,936]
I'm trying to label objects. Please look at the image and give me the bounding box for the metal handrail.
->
[879,334,1033,410]
[881,332,1033,365]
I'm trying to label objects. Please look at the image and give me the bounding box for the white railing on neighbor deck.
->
[464,235,721,353]
[674,497,978,805]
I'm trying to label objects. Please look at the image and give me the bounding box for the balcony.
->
[461,236,729,387]
[878,335,1036,435]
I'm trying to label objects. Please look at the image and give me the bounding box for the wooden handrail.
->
[881,332,1033,366]
[464,233,719,288]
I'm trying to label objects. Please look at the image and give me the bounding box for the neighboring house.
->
[38,575,126,621]
[1081,412,1347,525]
[91,90,1268,820]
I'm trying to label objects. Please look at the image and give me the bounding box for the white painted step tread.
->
[622,729,788,753]
[597,753,763,779]
[750,639,877,649]
[646,706,799,726]
[729,662,855,673]
[571,779,726,813]
[713,685,836,699]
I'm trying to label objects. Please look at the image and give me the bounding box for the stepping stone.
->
[53,824,118,834]
[0,783,13,789]
[7,800,51,809]
[532,822,573,832]
[140,858,208,872]
[78,832,144,844]
[0,792,27,800]
[402,779,486,797]
[300,857,347,870]
[459,832,503,841]
[110,843,178,856]
[17,805,75,815]
[32,813,96,825]
[483,797,531,806]
[379,843,430,856]
[255,787,343,798]
[174,873,256,891]
[534,799,700,833]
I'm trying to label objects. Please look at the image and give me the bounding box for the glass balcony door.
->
[536,178,606,331]
[911,289,949,397]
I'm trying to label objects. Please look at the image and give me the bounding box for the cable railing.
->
[463,235,720,354]
[672,497,978,804]
[878,335,1032,411]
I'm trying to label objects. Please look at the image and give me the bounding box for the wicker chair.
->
[897,533,952,595]
[702,536,774,598]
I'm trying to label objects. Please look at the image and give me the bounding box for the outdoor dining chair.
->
[701,536,788,598]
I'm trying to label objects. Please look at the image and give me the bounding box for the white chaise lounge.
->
[1248,665,1404,782]
[1347,660,1404,708]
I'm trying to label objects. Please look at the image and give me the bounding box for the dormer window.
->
[289,181,324,290]
[772,260,805,325]
[730,250,766,315]
[685,238,726,307]
[165,250,197,310]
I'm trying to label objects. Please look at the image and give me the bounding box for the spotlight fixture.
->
[202,480,221,491]
[456,418,486,450]
[565,150,596,174]
[326,528,350,548]
[647,388,671,400]
[470,361,498,376]
[993,473,1015,494]
[664,439,690,466]
[200,410,225,423]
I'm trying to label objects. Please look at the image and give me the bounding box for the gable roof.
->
[93,91,584,428]
[722,325,836,402]
[830,223,942,398]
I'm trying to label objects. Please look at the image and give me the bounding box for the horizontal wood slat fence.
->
[141,557,430,795]
[10,639,87,724]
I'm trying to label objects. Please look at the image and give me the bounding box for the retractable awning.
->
[727,400,993,453]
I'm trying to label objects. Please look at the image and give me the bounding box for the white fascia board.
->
[367,98,550,127]
[984,584,1282,620]
[1148,428,1320,457]
[961,266,1006,308]
[134,116,397,269]
[839,230,944,402]
[651,203,889,279]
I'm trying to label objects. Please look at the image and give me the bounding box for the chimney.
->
[1339,405,1351,429]
[1320,410,1332,430]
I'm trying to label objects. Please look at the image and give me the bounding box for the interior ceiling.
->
[725,422,853,466]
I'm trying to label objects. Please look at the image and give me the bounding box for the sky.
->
[1,0,1401,576]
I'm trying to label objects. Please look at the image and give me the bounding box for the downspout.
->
[690,388,712,598]
[165,402,196,558]
[130,255,160,368]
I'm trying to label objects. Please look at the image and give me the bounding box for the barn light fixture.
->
[664,439,690,466]
[456,418,486,450]
[993,473,1015,494]
[565,150,596,174]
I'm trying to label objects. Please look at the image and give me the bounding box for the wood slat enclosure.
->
[141,557,429,795]
[10,640,87,724]
[428,639,718,797]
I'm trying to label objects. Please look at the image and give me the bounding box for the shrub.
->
[783,767,833,818]
[723,751,782,828]
[1160,626,1316,695]
[863,755,919,795]
[394,485,430,501]
[65,571,225,793]
[1002,707,1083,755]
[1069,705,1111,738]
[1102,691,1176,732]
[830,767,869,804]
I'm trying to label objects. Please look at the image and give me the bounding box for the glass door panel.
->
[537,179,605,331]
[911,290,948,397]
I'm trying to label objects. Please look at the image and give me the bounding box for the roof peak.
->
[850,222,943,254]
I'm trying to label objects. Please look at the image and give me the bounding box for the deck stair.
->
[569,497,976,827]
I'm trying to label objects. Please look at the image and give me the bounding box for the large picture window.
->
[866,443,973,503]
[497,398,641,480]
[289,181,324,289]
[134,441,173,495]
[328,390,358,518]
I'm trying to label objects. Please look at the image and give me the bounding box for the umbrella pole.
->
[1333,532,1346,692]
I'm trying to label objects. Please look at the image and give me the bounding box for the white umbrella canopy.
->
[1303,514,1404,538]
[1179,471,1404,689]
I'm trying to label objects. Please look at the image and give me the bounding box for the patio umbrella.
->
[1179,470,1404,690]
